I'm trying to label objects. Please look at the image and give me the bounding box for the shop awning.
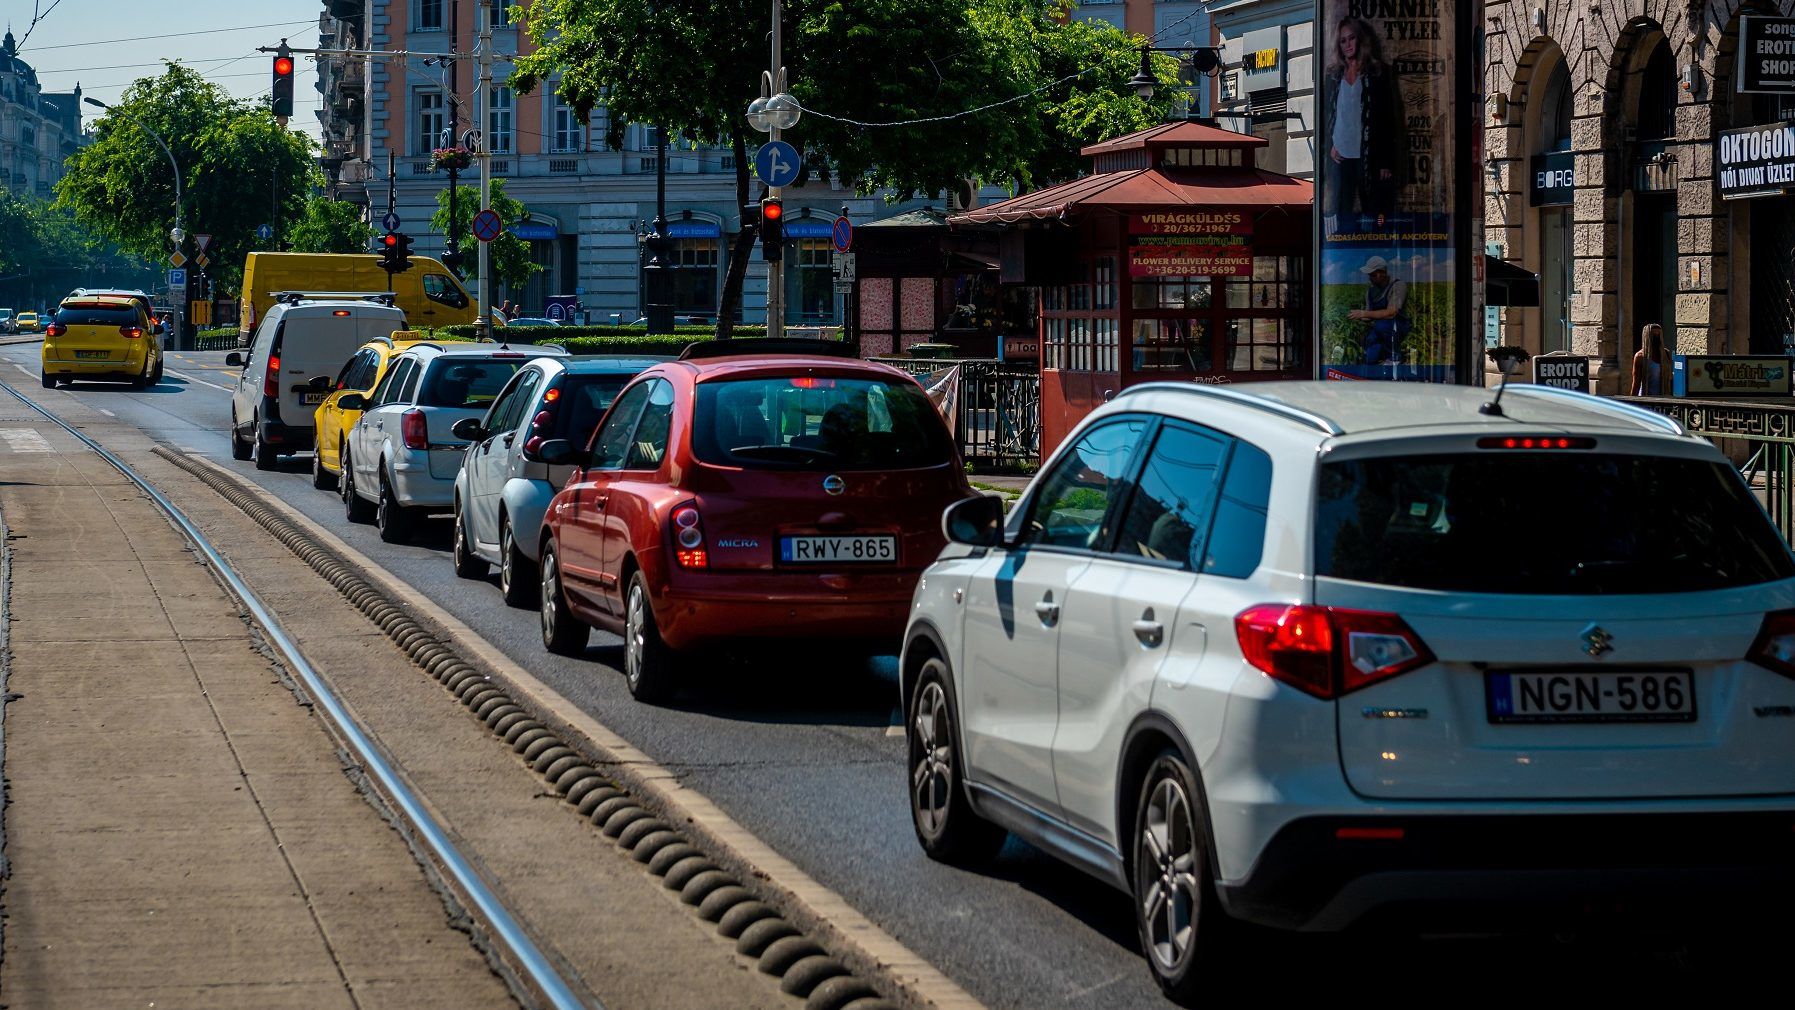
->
[950,166,1313,225]
[1487,258,1540,307]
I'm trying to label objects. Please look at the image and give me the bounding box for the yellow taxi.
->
[311,331,431,490]
[15,311,40,334]
[40,297,163,390]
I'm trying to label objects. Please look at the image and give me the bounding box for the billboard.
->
[1318,2,1465,382]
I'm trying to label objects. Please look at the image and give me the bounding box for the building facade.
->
[1485,0,1795,394]
[0,31,87,202]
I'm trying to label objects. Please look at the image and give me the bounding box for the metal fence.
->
[1621,396,1795,544]
[192,330,242,351]
[871,357,1041,468]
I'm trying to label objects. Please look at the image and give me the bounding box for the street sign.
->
[1532,355,1589,390]
[831,251,856,283]
[381,211,401,232]
[168,252,186,268]
[754,141,801,188]
[471,208,504,243]
[194,233,212,251]
[256,223,274,240]
[832,215,853,253]
[195,253,210,269]
[168,268,187,289]
[834,280,854,295]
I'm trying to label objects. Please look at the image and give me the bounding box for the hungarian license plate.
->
[301,392,328,405]
[779,534,897,564]
[1486,670,1696,724]
[73,350,109,359]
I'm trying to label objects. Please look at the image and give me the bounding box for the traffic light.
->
[271,41,295,120]
[379,232,415,274]
[760,197,783,262]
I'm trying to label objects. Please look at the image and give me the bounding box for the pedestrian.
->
[1346,255,1412,365]
[499,299,514,320]
[1631,322,1673,396]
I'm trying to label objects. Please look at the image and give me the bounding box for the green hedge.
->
[433,323,769,343]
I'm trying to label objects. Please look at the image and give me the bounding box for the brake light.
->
[543,387,561,403]
[1748,610,1795,680]
[523,405,555,459]
[790,377,836,389]
[333,310,352,316]
[1336,827,1405,841]
[1475,436,1596,450]
[264,353,281,398]
[45,323,66,338]
[401,408,429,450]
[1235,604,1435,699]
[671,504,706,568]
[119,326,143,339]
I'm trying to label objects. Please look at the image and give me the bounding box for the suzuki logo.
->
[822,474,845,496]
[1580,623,1615,659]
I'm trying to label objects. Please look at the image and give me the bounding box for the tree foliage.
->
[288,197,376,254]
[430,179,540,293]
[55,64,317,294]
[0,192,156,305]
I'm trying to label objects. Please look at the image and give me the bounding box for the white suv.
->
[903,381,1795,1001]
[339,342,567,542]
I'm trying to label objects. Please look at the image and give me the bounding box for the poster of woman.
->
[1319,3,1460,382]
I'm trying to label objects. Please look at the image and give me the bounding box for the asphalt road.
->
[0,341,1758,1007]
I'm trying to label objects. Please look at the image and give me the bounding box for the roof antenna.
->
[1480,345,1531,416]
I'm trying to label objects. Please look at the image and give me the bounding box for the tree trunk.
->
[716,124,759,340]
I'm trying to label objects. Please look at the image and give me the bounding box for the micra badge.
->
[1580,624,1615,659]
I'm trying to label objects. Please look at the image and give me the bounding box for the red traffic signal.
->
[382,233,399,248]
[271,41,295,119]
[274,56,294,75]
[760,197,783,261]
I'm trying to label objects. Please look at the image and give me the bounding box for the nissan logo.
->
[822,474,846,496]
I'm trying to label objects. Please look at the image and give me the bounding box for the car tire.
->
[39,372,54,389]
[499,519,537,608]
[311,450,338,491]
[1131,750,1232,1005]
[539,544,589,657]
[623,572,679,704]
[128,355,150,391]
[342,450,375,523]
[907,657,1007,864]
[253,430,280,471]
[148,355,163,386]
[452,502,489,579]
[375,470,413,544]
[230,412,253,461]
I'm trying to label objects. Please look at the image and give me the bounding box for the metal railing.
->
[872,357,1040,468]
[1620,396,1795,543]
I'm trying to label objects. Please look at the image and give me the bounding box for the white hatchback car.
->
[339,342,567,542]
[903,381,1795,1001]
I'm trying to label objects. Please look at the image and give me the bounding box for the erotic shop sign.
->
[1130,211,1253,236]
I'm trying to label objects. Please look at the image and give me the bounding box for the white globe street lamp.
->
[746,96,772,133]
[765,93,802,131]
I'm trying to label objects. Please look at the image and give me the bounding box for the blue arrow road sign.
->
[754,141,801,188]
[381,211,401,232]
[168,268,187,289]
[255,223,274,240]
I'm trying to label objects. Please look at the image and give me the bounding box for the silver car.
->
[450,355,665,605]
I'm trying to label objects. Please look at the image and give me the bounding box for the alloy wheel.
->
[540,552,558,642]
[911,681,953,839]
[1138,774,1201,972]
[500,525,515,594]
[625,582,646,689]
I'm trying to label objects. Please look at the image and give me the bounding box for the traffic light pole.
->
[477,0,493,337]
[766,0,785,341]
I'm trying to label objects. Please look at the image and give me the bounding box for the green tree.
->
[511,0,1173,332]
[430,179,540,294]
[55,64,316,294]
[288,197,376,254]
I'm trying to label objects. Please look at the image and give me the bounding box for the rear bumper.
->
[1218,811,1795,931]
[389,450,456,509]
[256,418,315,453]
[657,569,921,652]
[43,349,148,378]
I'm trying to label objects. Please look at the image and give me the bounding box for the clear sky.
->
[10,1,325,140]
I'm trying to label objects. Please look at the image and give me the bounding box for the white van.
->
[227,294,406,470]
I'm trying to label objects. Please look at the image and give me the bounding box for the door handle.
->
[502,432,515,446]
[593,495,608,507]
[1034,593,1059,627]
[1132,613,1165,648]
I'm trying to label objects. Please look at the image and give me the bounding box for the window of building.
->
[416,0,444,31]
[1040,258,1117,373]
[670,238,718,314]
[491,0,513,29]
[785,239,838,324]
[551,95,585,153]
[414,90,445,155]
[1636,42,1676,141]
[1538,59,1573,355]
[488,86,513,154]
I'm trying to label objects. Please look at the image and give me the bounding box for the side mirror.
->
[451,417,485,441]
[308,375,334,392]
[336,393,367,411]
[536,438,584,467]
[943,494,1006,548]
[225,352,244,367]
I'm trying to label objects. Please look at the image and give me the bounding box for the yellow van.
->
[238,252,478,343]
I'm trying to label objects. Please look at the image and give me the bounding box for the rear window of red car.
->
[691,375,954,471]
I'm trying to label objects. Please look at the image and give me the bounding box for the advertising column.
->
[1317,0,1472,381]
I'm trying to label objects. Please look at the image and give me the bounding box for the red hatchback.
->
[535,341,974,702]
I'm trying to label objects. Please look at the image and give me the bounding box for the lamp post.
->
[1127,45,1224,116]
[85,95,188,348]
[643,126,673,335]
[745,0,801,340]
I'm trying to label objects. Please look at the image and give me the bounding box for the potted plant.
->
[1486,344,1531,375]
[431,146,473,172]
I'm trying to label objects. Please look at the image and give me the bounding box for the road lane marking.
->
[97,408,116,417]
[163,368,235,394]
[13,364,34,378]
[0,428,52,453]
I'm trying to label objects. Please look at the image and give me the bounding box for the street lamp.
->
[643,125,673,335]
[1128,45,1223,102]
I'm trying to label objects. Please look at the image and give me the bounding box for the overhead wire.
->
[19,19,317,54]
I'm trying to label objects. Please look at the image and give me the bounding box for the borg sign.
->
[1532,356,1588,391]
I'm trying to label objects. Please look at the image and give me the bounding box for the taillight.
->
[44,323,66,338]
[1748,609,1795,680]
[119,326,143,339]
[523,407,554,459]
[401,408,429,450]
[1234,604,1434,699]
[671,504,706,569]
[1475,436,1596,450]
[263,353,281,398]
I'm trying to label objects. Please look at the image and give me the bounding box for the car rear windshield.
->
[692,375,955,471]
[1315,452,1795,594]
[555,374,632,441]
[55,306,138,327]
[419,358,524,409]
